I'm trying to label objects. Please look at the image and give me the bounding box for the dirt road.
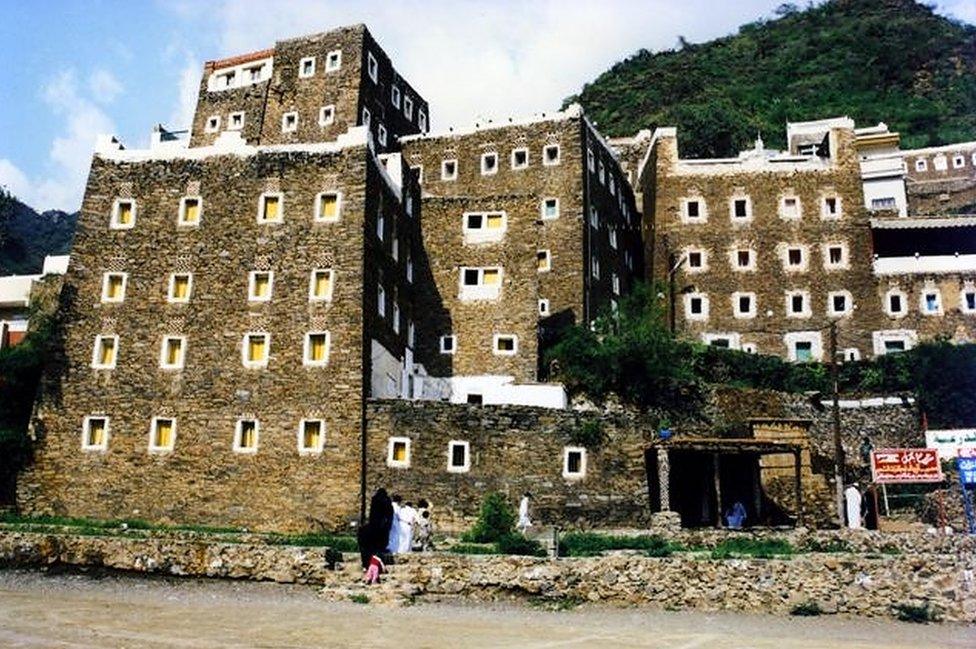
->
[0,569,973,648]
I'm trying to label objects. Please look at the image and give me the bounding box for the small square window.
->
[787,248,803,267]
[590,257,600,279]
[794,342,813,362]
[541,198,559,220]
[780,196,800,219]
[736,250,752,269]
[922,291,942,314]
[257,193,283,223]
[304,331,331,366]
[687,251,703,269]
[91,335,118,369]
[447,440,470,473]
[827,246,844,266]
[887,291,905,316]
[111,199,136,229]
[822,196,840,218]
[234,419,259,454]
[319,105,335,127]
[587,148,595,172]
[149,417,176,452]
[563,446,586,479]
[282,111,298,133]
[441,159,458,181]
[403,96,414,120]
[377,123,388,146]
[242,333,270,368]
[962,290,976,313]
[168,273,192,303]
[686,294,708,319]
[418,109,427,132]
[481,152,498,175]
[829,292,850,315]
[511,148,529,170]
[248,271,274,302]
[315,191,341,222]
[247,65,263,82]
[178,196,202,226]
[377,284,386,317]
[159,336,186,370]
[299,56,315,78]
[915,159,927,172]
[537,249,551,272]
[543,144,560,166]
[101,272,127,303]
[204,115,220,133]
[734,293,755,318]
[440,335,456,354]
[493,334,518,355]
[367,52,378,82]
[391,85,401,108]
[308,269,334,302]
[787,292,809,317]
[539,299,550,316]
[325,50,342,71]
[298,419,325,454]
[885,340,907,353]
[82,416,109,451]
[228,112,244,131]
[387,436,410,468]
[732,197,750,219]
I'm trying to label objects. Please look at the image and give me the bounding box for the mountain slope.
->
[0,194,77,275]
[568,0,976,158]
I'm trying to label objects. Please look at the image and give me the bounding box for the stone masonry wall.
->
[903,143,976,215]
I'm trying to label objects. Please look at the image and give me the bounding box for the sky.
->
[1,0,974,213]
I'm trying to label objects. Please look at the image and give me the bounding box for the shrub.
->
[558,532,673,557]
[266,533,358,552]
[569,419,606,448]
[496,532,546,557]
[349,594,369,605]
[801,538,852,553]
[790,601,823,616]
[449,543,500,555]
[464,492,515,543]
[710,537,793,559]
[892,602,940,623]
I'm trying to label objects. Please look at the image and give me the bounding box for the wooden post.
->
[794,449,803,527]
[713,453,723,528]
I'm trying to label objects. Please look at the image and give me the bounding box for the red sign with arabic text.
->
[871,448,944,484]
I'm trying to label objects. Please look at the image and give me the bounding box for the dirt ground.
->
[0,569,973,648]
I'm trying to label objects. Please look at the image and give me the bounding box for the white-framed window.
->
[159,335,186,370]
[101,272,127,303]
[387,436,410,468]
[587,148,595,172]
[612,273,620,296]
[821,195,841,219]
[177,196,202,226]
[961,288,976,314]
[441,159,458,181]
[783,245,808,271]
[281,111,298,133]
[377,123,388,146]
[828,290,853,316]
[319,105,335,127]
[681,197,706,222]
[110,198,136,230]
[563,446,586,479]
[933,155,948,171]
[392,302,401,333]
[418,109,427,132]
[493,334,518,356]
[461,211,506,243]
[204,115,221,133]
[590,256,600,279]
[609,228,618,249]
[686,248,707,273]
[233,419,259,454]
[81,416,109,451]
[511,147,529,170]
[786,290,811,318]
[481,152,498,175]
[248,270,274,302]
[609,176,616,196]
[167,272,192,303]
[824,243,847,269]
[377,284,386,317]
[732,248,755,271]
[242,332,270,368]
[779,195,801,220]
[742,343,758,354]
[785,331,823,362]
[391,85,401,108]
[406,251,414,283]
[684,292,709,321]
[543,143,561,166]
[920,289,943,315]
[537,249,552,272]
[440,334,456,354]
[228,111,245,131]
[367,52,378,82]
[303,331,331,366]
[885,288,908,317]
[730,196,752,221]
[308,269,335,302]
[842,348,861,362]
[298,419,325,455]
[246,64,264,83]
[598,160,606,185]
[447,440,470,473]
[589,206,599,229]
[870,197,897,211]
[872,329,917,355]
[540,197,559,220]
[91,335,118,369]
[257,192,283,224]
[732,292,756,319]
[459,267,502,301]
[376,208,385,241]
[407,320,415,347]
[325,49,342,71]
[361,107,371,129]
[538,298,550,316]
[314,191,341,222]
[702,333,741,350]
[915,158,927,172]
[148,416,176,453]
[403,95,414,120]
[298,56,316,78]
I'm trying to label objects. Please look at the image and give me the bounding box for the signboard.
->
[958,457,976,486]
[871,448,944,484]
[925,429,976,460]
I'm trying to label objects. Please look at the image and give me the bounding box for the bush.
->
[558,533,673,557]
[448,543,500,555]
[464,492,515,543]
[892,602,940,623]
[790,601,823,616]
[266,533,358,552]
[801,538,852,553]
[496,532,546,557]
[710,537,793,559]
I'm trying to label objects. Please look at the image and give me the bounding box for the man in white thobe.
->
[397,501,417,553]
[845,484,862,529]
[517,493,532,532]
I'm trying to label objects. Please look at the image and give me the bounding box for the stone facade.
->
[189,25,429,153]
[903,141,976,215]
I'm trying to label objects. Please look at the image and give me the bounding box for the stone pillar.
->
[657,447,670,511]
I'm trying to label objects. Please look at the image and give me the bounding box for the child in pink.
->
[363,554,384,585]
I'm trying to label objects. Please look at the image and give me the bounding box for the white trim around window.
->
[314,190,342,222]
[440,334,456,354]
[562,446,587,479]
[233,418,260,454]
[257,192,284,224]
[872,329,917,356]
[297,419,326,455]
[441,159,458,181]
[241,332,271,368]
[884,288,908,318]
[729,195,753,221]
[732,292,756,319]
[91,334,119,369]
[177,195,203,226]
[480,152,498,175]
[387,436,411,468]
[159,335,187,370]
[785,331,824,362]
[319,105,335,127]
[492,334,518,356]
[684,292,709,321]
[920,288,943,315]
[447,440,470,473]
[303,331,331,366]
[511,147,529,170]
[204,115,220,133]
[281,111,299,133]
[167,272,193,304]
[248,270,274,302]
[785,290,812,319]
[827,290,854,317]
[541,197,559,220]
[100,272,128,303]
[543,144,561,166]
[298,56,316,78]
[81,416,110,452]
[961,288,976,314]
[110,198,137,230]
[148,416,177,453]
[228,111,245,131]
[367,51,378,82]
[308,268,335,302]
[325,49,342,72]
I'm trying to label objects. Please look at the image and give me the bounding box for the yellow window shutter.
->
[263,196,279,220]
[118,202,133,224]
[486,213,503,229]
[483,269,500,285]
[321,194,337,219]
[184,199,200,223]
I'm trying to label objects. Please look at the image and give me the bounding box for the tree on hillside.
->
[0,187,13,249]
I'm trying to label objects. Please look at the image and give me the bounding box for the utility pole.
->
[830,321,845,526]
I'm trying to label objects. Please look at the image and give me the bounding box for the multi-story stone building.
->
[902,140,976,215]
[400,106,643,405]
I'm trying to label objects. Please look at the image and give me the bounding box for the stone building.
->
[0,255,69,349]
[902,140,976,215]
[400,106,643,405]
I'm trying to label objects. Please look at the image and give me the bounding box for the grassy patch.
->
[710,537,794,559]
[801,538,852,553]
[892,602,940,623]
[265,533,358,552]
[790,601,823,616]
[349,594,369,605]
[448,543,500,555]
[558,533,674,558]
[0,513,240,535]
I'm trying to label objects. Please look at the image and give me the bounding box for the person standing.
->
[863,483,879,530]
[517,492,532,532]
[397,500,417,553]
[387,494,403,553]
[844,483,863,529]
[414,499,433,551]
[359,488,393,569]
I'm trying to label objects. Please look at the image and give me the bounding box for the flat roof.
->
[870,216,976,229]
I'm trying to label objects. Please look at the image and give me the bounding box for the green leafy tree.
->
[465,492,516,543]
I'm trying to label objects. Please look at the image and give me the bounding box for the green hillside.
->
[0,189,77,275]
[567,0,976,158]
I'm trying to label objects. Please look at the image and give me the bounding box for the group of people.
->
[844,482,880,530]
[357,489,434,585]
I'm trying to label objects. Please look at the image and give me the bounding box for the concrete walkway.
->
[0,570,973,648]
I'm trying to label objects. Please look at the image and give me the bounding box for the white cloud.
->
[88,69,124,103]
[0,158,31,199]
[169,53,201,130]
